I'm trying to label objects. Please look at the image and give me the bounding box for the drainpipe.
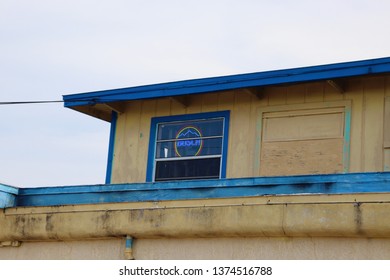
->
[124,235,134,260]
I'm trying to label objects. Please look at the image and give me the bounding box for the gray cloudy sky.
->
[1,0,389,187]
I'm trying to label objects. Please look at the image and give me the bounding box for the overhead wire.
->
[0,100,64,105]
[0,99,95,105]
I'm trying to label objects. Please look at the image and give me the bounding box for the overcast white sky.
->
[1,0,389,187]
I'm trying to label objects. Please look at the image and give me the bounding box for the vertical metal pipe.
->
[124,235,134,260]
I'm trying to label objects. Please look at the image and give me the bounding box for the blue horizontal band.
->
[14,172,390,207]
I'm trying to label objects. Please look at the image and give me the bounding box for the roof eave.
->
[63,57,390,118]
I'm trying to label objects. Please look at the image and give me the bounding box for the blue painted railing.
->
[11,172,390,207]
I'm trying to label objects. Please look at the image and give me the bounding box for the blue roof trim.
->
[105,111,117,184]
[63,57,390,108]
[0,183,19,195]
[14,172,390,207]
[0,183,19,208]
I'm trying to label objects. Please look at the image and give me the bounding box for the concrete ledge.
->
[2,194,390,242]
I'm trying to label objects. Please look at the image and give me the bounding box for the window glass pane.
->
[156,138,223,158]
[157,119,223,140]
[155,158,221,181]
[150,113,228,182]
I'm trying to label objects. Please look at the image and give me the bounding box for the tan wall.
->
[0,239,125,260]
[135,237,390,260]
[1,237,390,260]
[111,75,390,184]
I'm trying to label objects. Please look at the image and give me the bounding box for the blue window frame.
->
[146,111,230,182]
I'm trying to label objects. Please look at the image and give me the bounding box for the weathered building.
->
[2,57,390,259]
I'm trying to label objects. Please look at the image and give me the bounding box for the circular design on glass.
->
[174,126,203,157]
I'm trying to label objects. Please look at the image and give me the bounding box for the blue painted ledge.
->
[0,183,19,208]
[13,172,390,207]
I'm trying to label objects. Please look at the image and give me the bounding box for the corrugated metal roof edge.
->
[63,57,390,108]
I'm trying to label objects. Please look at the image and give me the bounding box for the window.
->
[147,111,230,182]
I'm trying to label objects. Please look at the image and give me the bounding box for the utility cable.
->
[0,99,96,105]
[0,100,64,105]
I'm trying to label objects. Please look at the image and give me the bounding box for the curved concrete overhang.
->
[3,173,390,243]
[1,193,390,242]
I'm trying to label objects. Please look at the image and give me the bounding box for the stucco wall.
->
[1,237,390,260]
[134,237,390,260]
[0,239,125,260]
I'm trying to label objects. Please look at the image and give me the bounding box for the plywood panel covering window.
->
[260,107,345,176]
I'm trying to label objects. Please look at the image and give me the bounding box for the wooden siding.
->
[111,75,390,184]
[384,77,390,171]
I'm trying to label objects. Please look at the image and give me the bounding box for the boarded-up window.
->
[260,107,345,176]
